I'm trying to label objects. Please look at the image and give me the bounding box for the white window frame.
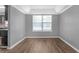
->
[32,15,52,32]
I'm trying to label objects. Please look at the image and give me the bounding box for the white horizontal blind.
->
[33,15,52,32]
[43,15,52,31]
[33,15,42,31]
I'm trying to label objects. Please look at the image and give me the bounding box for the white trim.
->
[11,5,73,15]
[59,5,73,14]
[11,5,26,14]
[26,36,79,52]
[7,37,26,49]
[58,36,79,53]
[8,35,79,52]
[7,36,59,49]
[26,36,59,38]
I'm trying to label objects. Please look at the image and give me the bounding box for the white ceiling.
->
[12,5,72,14]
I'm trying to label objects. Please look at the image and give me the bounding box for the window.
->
[33,15,52,32]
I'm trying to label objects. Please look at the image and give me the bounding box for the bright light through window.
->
[33,15,52,32]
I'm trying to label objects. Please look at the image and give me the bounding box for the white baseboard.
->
[7,35,79,52]
[8,37,26,49]
[7,36,59,49]
[26,36,59,38]
[58,36,79,53]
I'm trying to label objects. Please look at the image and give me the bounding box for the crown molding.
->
[58,5,73,14]
[11,5,26,14]
[11,5,73,15]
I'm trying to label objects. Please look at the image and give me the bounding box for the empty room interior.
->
[0,5,79,53]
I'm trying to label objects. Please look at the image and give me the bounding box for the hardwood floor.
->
[0,38,77,53]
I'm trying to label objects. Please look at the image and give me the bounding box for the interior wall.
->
[59,5,79,50]
[8,6,60,48]
[25,14,59,37]
[8,5,79,50]
[8,6,25,47]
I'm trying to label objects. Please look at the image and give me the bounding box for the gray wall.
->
[59,5,79,49]
[8,5,79,50]
[25,14,59,36]
[8,6,59,48]
[8,6,25,47]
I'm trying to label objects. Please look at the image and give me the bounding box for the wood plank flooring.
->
[0,38,77,53]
